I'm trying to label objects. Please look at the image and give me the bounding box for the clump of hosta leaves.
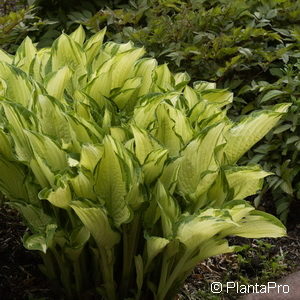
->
[0,26,290,300]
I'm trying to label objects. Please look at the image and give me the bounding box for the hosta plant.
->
[0,26,290,299]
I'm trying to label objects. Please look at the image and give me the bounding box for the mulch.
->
[0,203,55,300]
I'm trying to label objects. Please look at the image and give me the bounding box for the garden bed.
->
[0,0,300,300]
[1,203,299,300]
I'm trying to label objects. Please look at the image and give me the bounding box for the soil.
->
[0,203,55,300]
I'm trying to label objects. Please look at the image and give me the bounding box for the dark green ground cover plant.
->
[0,26,290,299]
[0,1,57,53]
[0,0,124,53]
[75,0,300,223]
